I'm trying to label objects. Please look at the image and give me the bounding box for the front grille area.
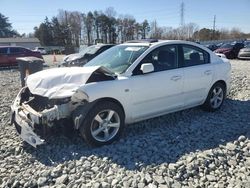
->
[21,87,70,112]
[241,54,250,57]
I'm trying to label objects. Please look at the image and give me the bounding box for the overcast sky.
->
[1,0,250,34]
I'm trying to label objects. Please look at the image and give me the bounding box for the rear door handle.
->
[204,70,212,75]
[171,76,181,81]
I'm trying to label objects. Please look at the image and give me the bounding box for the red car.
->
[214,42,244,59]
[0,46,43,67]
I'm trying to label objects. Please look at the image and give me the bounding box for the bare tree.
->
[219,28,230,40]
[230,27,243,39]
[185,23,199,40]
[141,20,150,39]
[104,8,117,43]
[57,10,82,47]
[150,20,164,39]
[105,7,117,18]
[83,12,94,46]
[68,11,82,47]
[117,14,136,42]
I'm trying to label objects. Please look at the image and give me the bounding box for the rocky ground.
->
[0,60,249,188]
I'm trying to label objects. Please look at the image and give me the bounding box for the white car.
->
[215,53,227,59]
[34,47,47,55]
[11,40,231,147]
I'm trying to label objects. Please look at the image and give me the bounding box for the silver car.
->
[238,43,250,59]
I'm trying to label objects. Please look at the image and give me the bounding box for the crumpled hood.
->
[64,53,84,62]
[26,66,102,99]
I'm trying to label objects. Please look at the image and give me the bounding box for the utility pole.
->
[180,2,185,27]
[154,20,157,34]
[212,15,216,40]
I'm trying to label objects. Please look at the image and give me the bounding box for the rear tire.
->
[202,83,226,112]
[79,101,125,147]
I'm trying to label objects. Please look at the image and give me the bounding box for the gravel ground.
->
[0,60,249,188]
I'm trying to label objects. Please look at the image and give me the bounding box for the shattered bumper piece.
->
[11,110,44,148]
[11,88,44,147]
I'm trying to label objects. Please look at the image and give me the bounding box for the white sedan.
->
[34,47,47,55]
[11,40,231,147]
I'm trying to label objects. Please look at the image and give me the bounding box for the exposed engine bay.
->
[11,66,115,147]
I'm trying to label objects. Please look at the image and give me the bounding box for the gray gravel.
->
[0,60,250,188]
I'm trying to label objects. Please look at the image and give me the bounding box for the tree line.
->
[33,8,150,47]
[33,7,250,47]
[1,9,250,48]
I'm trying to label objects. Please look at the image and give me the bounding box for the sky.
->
[0,0,250,34]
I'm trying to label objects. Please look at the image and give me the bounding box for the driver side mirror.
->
[140,63,154,74]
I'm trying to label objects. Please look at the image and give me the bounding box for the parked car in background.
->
[238,43,250,59]
[60,44,115,67]
[11,40,231,147]
[34,47,47,55]
[214,42,244,59]
[216,42,224,48]
[0,46,43,67]
[204,44,218,51]
[244,40,250,47]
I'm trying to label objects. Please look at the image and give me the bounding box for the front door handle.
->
[204,70,212,75]
[171,76,181,81]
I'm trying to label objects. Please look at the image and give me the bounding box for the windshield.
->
[79,45,101,55]
[220,43,233,49]
[85,45,148,74]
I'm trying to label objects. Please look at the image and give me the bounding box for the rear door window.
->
[182,45,210,67]
[0,48,8,55]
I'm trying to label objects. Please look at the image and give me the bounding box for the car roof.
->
[95,44,115,47]
[0,46,28,49]
[126,39,159,43]
[121,39,207,49]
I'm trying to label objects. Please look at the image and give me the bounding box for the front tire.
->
[202,83,226,112]
[79,101,125,147]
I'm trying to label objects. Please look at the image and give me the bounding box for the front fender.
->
[71,101,96,129]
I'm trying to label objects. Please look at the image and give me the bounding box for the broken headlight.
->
[70,59,80,66]
[71,90,89,104]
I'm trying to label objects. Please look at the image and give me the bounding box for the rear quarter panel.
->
[211,54,231,95]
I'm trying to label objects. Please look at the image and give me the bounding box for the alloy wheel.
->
[210,87,224,109]
[90,110,120,142]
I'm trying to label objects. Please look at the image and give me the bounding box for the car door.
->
[180,44,214,107]
[0,47,9,66]
[129,45,184,121]
[9,47,23,65]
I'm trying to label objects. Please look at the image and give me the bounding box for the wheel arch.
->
[203,79,227,104]
[202,79,227,112]
[72,97,126,130]
[95,97,125,117]
[212,80,227,91]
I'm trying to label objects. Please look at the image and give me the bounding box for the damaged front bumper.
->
[11,87,71,148]
[11,107,44,148]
